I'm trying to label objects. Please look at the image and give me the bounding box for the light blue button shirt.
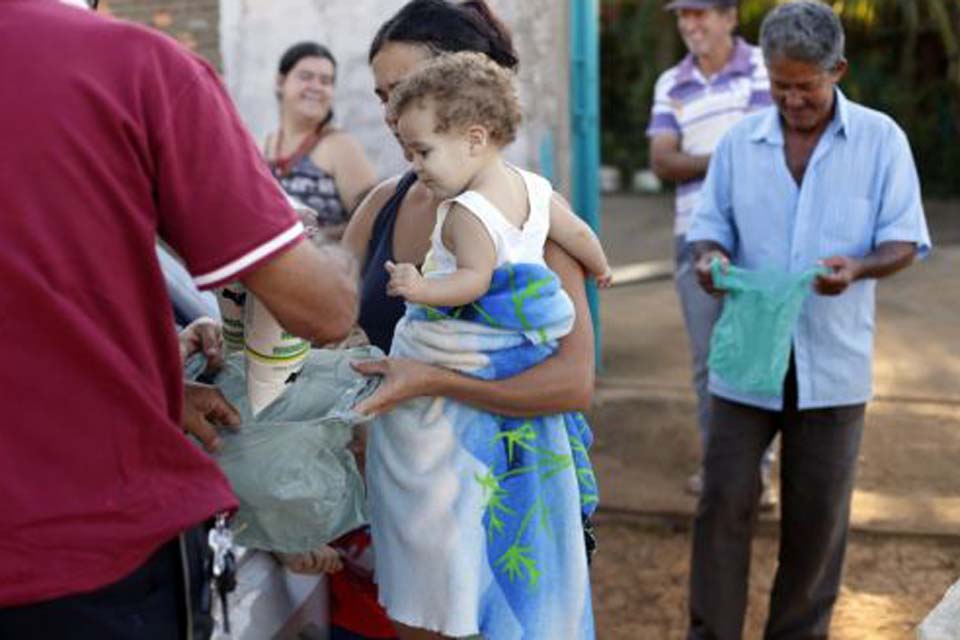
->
[687,89,932,410]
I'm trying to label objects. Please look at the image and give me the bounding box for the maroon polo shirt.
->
[0,0,303,605]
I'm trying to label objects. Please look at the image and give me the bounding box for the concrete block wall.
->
[220,0,572,191]
[95,0,572,193]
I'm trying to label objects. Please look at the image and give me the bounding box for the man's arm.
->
[816,124,929,296]
[242,240,358,344]
[815,241,917,296]
[687,132,737,296]
[649,134,710,183]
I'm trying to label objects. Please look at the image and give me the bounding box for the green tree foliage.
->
[602,0,960,195]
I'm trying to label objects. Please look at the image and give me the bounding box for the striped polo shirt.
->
[647,37,771,236]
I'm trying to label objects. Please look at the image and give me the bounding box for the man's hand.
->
[385,260,427,303]
[178,317,224,374]
[694,250,730,297]
[351,357,440,416]
[182,382,240,453]
[815,256,862,296]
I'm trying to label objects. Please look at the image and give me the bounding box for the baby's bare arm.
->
[387,204,497,306]
[547,195,612,286]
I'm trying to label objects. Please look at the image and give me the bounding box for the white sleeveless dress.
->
[367,169,594,637]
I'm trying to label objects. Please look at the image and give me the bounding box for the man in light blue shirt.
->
[684,3,931,639]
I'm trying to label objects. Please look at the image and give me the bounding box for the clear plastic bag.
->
[708,259,826,397]
[190,347,382,552]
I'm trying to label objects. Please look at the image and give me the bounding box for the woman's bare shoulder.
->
[356,175,403,216]
[322,128,364,152]
[342,174,406,257]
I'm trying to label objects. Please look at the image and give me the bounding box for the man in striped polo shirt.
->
[647,0,774,502]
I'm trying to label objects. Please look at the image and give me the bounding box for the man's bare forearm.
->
[851,241,917,280]
[243,240,358,344]
[651,150,711,183]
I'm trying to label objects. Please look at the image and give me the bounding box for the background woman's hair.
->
[368,0,518,71]
[278,41,337,76]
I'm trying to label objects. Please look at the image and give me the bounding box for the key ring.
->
[208,512,238,633]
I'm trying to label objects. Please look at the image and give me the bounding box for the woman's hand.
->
[351,357,442,416]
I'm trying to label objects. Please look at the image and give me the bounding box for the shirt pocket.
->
[820,196,875,257]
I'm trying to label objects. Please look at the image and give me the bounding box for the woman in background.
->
[264,41,377,241]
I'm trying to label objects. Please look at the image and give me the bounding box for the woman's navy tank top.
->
[357,172,418,353]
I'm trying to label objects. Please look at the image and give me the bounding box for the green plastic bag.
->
[708,259,827,397]
[188,347,382,553]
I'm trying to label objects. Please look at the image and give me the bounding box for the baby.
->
[385,51,612,307]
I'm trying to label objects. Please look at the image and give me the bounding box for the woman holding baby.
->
[340,1,600,638]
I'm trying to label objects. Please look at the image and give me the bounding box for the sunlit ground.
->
[592,518,960,639]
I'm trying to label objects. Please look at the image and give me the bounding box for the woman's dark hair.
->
[278,41,337,77]
[369,0,518,71]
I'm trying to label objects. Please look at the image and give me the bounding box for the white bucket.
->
[243,295,309,415]
[217,282,247,354]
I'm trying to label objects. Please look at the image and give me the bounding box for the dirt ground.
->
[589,194,960,638]
[591,516,960,639]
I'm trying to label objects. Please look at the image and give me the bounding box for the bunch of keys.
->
[208,512,237,633]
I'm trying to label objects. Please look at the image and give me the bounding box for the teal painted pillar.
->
[570,0,602,368]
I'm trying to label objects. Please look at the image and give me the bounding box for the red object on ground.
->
[330,529,397,638]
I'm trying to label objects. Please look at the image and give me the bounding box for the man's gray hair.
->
[759,1,845,70]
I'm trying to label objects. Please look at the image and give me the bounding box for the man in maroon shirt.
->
[0,0,358,636]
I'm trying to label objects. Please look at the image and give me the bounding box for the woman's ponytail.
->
[369,0,518,71]
[459,0,519,70]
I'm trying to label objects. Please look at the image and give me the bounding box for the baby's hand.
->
[595,266,614,289]
[385,260,426,302]
[277,546,343,574]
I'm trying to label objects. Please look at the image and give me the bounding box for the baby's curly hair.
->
[388,51,521,146]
